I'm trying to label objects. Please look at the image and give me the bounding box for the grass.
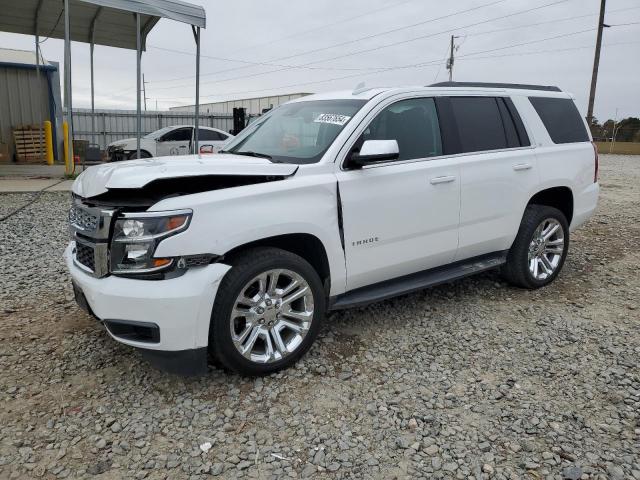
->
[595,142,640,155]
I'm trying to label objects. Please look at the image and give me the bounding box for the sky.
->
[1,0,638,122]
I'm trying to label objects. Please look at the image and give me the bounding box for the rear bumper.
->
[571,182,599,231]
[65,243,231,372]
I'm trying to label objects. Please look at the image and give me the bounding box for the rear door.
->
[156,127,193,157]
[336,96,461,290]
[197,128,230,154]
[447,96,539,260]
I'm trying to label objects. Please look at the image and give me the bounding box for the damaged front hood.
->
[72,154,298,198]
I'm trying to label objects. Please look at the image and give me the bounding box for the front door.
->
[336,97,461,291]
[156,127,193,157]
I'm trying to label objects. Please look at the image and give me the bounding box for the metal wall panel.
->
[0,65,51,160]
[70,109,234,149]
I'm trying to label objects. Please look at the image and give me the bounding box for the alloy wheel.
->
[528,218,565,281]
[229,269,314,363]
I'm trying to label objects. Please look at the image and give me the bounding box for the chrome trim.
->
[69,198,115,240]
[119,208,193,219]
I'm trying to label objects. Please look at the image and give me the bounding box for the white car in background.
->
[106,125,234,161]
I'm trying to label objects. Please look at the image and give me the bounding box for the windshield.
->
[223,99,367,164]
[144,126,175,140]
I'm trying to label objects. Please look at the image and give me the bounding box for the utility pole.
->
[587,0,609,125]
[446,35,459,82]
[143,74,148,111]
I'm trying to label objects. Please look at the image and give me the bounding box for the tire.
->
[209,247,326,376]
[502,205,570,289]
[127,150,152,159]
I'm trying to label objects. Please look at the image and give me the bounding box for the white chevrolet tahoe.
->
[66,82,599,376]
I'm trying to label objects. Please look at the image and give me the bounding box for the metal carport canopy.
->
[0,0,206,167]
[0,0,205,50]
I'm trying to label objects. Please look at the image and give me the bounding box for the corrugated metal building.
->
[0,48,63,162]
[170,93,311,115]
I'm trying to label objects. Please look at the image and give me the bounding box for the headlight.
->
[110,210,191,274]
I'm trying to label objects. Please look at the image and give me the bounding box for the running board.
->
[329,251,508,310]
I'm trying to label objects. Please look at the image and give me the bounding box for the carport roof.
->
[0,0,206,50]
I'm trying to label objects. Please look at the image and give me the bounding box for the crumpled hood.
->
[72,154,298,198]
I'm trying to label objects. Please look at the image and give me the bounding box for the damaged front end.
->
[69,154,298,280]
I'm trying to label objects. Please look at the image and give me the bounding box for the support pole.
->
[89,8,101,157]
[587,0,607,125]
[136,13,141,159]
[35,0,44,163]
[193,26,201,155]
[64,0,74,174]
[447,35,455,82]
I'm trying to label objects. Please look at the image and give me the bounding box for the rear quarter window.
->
[528,97,589,144]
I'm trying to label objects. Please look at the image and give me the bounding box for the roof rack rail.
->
[428,81,562,92]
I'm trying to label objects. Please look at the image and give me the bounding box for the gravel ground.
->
[0,154,638,480]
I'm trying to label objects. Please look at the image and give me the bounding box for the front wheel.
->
[128,150,152,159]
[502,205,570,289]
[209,247,325,375]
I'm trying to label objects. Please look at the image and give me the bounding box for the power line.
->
[142,3,640,89]
[147,0,575,92]
[231,0,423,54]
[145,0,510,86]
[152,28,614,102]
[152,35,640,105]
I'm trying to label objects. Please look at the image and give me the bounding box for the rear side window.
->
[450,97,508,152]
[529,97,589,144]
[199,129,225,141]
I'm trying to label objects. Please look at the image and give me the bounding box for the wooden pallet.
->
[13,126,45,163]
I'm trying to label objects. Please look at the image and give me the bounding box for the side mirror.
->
[199,145,215,154]
[348,140,399,168]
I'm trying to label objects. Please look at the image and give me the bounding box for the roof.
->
[0,0,206,51]
[290,84,571,104]
[0,47,48,66]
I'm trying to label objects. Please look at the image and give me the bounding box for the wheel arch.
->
[527,186,574,224]
[221,233,332,297]
[127,149,153,159]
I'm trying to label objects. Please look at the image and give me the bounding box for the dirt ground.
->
[0,154,638,479]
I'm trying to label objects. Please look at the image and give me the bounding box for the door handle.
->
[430,175,456,185]
[513,163,532,171]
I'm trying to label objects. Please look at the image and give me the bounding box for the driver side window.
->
[359,97,443,161]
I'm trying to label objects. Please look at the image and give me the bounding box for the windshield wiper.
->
[232,151,272,160]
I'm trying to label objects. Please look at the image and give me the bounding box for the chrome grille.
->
[75,242,95,271]
[69,200,115,278]
[69,206,99,232]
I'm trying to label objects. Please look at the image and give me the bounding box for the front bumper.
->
[65,243,231,372]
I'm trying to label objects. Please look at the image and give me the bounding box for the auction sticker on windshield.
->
[314,113,351,126]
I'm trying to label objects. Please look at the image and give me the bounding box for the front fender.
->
[151,174,347,296]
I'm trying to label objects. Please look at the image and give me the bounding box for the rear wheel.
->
[209,247,325,375]
[502,205,569,289]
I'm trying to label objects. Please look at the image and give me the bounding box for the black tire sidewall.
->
[128,150,151,160]
[210,249,326,376]
[513,206,570,288]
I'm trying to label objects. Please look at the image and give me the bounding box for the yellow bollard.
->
[43,121,54,165]
[62,121,73,174]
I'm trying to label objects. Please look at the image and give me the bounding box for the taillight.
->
[592,141,599,183]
